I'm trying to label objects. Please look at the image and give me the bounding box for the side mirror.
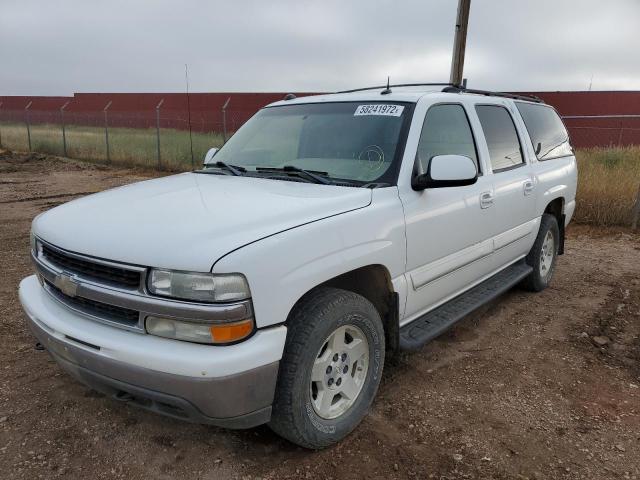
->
[412,154,478,191]
[203,148,219,166]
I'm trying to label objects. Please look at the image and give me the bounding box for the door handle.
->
[480,191,494,209]
[523,180,535,196]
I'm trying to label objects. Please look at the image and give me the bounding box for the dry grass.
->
[1,122,639,226]
[575,147,640,226]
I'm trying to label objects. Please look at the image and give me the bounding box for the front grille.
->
[45,280,140,327]
[42,244,141,289]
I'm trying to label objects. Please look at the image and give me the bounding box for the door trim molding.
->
[493,218,538,251]
[410,239,493,290]
[408,217,539,291]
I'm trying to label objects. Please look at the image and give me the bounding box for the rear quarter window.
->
[515,102,573,161]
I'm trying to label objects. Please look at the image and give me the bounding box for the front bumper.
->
[19,275,287,428]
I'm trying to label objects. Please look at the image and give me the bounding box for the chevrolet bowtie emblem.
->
[54,273,79,298]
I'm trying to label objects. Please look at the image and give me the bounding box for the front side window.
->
[416,104,479,174]
[475,105,524,172]
[210,102,413,185]
[515,102,573,160]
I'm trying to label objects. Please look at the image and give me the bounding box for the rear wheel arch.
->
[544,197,564,219]
[543,197,565,255]
[522,213,560,291]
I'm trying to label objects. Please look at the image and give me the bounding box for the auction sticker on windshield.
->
[354,104,405,117]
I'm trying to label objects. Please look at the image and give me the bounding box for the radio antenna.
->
[185,63,195,168]
[381,76,392,95]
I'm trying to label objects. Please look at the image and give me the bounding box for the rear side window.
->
[475,105,524,172]
[416,104,479,174]
[516,102,573,160]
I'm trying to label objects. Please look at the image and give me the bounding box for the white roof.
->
[267,85,446,107]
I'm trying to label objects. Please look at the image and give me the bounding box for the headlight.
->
[147,269,250,303]
[145,316,254,344]
[30,232,43,258]
[30,213,44,255]
[30,230,36,253]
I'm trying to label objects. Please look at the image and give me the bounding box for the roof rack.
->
[442,86,544,103]
[334,83,544,104]
[336,83,454,94]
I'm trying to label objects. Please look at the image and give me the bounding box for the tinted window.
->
[416,104,478,174]
[516,102,573,160]
[475,105,524,171]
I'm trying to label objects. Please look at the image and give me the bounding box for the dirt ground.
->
[1,150,639,480]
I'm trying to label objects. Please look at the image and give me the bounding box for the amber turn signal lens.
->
[210,319,253,343]
[146,316,254,344]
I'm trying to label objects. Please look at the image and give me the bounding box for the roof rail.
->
[442,86,544,103]
[336,83,454,94]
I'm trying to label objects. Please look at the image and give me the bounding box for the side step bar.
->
[399,260,533,351]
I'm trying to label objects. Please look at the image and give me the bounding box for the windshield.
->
[209,101,413,185]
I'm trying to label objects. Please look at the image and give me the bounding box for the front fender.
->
[212,188,407,328]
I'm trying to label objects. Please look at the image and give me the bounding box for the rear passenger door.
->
[474,103,537,268]
[400,103,496,322]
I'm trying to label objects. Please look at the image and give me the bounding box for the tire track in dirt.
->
[0,192,99,204]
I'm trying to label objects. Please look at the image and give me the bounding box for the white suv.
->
[19,84,577,448]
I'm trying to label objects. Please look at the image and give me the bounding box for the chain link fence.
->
[560,116,640,228]
[2,106,640,170]
[562,115,640,149]
[0,104,255,170]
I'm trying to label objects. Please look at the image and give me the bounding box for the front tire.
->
[522,214,560,292]
[269,287,385,449]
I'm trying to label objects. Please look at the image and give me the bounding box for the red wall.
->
[525,91,640,148]
[0,92,318,132]
[1,91,639,148]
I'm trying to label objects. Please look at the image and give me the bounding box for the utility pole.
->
[449,0,471,87]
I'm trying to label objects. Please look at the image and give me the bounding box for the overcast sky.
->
[1,0,639,95]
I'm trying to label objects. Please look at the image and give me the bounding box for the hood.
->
[34,173,372,271]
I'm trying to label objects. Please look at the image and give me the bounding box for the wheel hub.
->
[539,230,555,278]
[324,352,350,390]
[310,324,369,419]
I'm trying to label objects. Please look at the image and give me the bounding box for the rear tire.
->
[269,287,385,449]
[522,214,560,292]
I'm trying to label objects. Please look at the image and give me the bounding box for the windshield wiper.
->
[255,165,334,185]
[214,161,246,176]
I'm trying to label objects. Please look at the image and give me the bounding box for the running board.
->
[399,260,533,351]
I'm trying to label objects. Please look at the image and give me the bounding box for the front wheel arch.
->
[285,264,399,353]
